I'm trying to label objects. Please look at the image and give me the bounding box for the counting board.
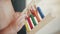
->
[18,0,55,34]
[21,8,54,34]
[19,7,54,34]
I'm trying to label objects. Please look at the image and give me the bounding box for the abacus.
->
[18,0,55,34]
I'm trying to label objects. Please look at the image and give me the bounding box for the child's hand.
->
[0,1,24,34]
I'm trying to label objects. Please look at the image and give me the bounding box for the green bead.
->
[30,14,37,26]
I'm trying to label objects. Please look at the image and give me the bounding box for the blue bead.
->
[37,7,45,19]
